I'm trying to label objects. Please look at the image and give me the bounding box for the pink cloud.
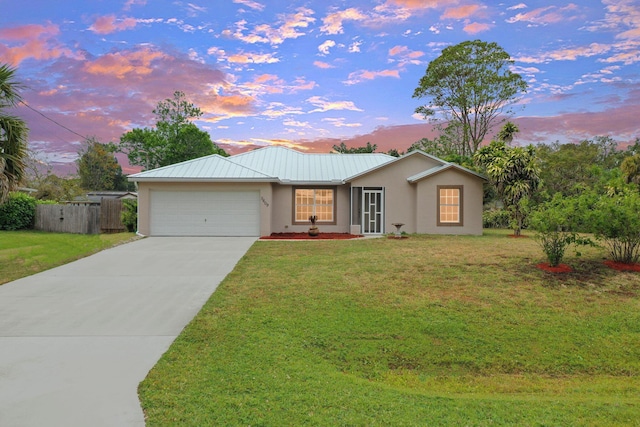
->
[507,4,581,26]
[0,23,79,65]
[389,45,424,59]
[516,43,612,64]
[313,60,335,69]
[389,45,409,56]
[442,5,482,20]
[89,15,137,34]
[83,48,166,78]
[225,7,315,45]
[344,69,401,85]
[385,0,455,9]
[20,47,244,155]
[321,8,367,34]
[463,22,493,34]
[124,0,146,10]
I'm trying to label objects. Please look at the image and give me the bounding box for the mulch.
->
[260,232,363,240]
[604,260,640,272]
[536,263,573,273]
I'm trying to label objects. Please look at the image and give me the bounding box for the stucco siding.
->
[136,182,272,236]
[350,155,441,233]
[415,169,484,235]
[271,184,351,233]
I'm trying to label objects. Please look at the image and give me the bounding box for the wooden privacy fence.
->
[35,199,127,234]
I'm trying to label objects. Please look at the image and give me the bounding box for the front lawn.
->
[139,230,640,426]
[0,230,136,285]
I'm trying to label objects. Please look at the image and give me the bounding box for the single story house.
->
[129,146,486,237]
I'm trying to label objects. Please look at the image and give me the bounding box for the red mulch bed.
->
[536,263,573,273]
[260,232,363,240]
[604,260,640,272]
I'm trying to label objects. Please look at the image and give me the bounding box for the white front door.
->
[362,189,384,234]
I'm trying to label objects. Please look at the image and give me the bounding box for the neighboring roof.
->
[128,146,485,184]
[129,146,394,184]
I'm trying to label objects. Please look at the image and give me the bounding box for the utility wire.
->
[19,100,88,140]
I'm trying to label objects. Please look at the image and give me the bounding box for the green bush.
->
[121,199,137,232]
[0,192,37,230]
[587,191,640,264]
[482,208,511,229]
[529,195,593,266]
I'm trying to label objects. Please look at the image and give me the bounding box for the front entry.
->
[362,188,384,234]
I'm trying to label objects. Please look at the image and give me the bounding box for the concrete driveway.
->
[0,236,256,427]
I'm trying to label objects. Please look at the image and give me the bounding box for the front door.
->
[362,189,384,234]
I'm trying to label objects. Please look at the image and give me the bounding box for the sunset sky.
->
[2,0,639,173]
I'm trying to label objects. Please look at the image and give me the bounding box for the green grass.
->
[139,230,640,426]
[0,230,137,285]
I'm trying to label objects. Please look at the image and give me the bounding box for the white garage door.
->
[150,190,260,236]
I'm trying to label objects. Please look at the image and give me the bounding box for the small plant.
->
[529,195,593,267]
[308,215,319,236]
[121,199,138,232]
[588,191,640,264]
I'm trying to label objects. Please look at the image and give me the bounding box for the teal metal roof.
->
[128,154,275,182]
[129,146,395,183]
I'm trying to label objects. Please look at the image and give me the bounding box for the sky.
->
[2,0,640,174]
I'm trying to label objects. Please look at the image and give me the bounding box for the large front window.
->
[294,188,335,223]
[437,186,463,226]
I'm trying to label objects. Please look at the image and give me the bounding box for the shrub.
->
[482,208,511,229]
[0,192,37,230]
[121,199,137,232]
[587,192,640,264]
[529,195,593,267]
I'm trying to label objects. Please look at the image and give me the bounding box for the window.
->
[294,188,335,224]
[437,186,463,226]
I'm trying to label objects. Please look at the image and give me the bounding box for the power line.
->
[20,100,88,140]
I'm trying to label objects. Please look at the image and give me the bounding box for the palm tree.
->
[0,63,29,204]
[496,121,519,145]
[475,140,541,236]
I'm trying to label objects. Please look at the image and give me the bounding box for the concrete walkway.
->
[0,237,256,427]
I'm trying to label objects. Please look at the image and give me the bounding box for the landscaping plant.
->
[529,195,593,267]
[588,190,640,264]
[121,199,138,232]
[0,192,36,230]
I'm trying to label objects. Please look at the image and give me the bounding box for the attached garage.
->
[149,190,260,236]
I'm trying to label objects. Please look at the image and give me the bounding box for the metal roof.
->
[406,162,488,183]
[129,146,395,183]
[129,154,276,182]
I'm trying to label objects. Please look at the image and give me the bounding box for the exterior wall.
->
[271,184,351,233]
[415,169,484,235]
[350,154,442,233]
[136,181,272,236]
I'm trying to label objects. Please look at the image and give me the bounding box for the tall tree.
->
[119,91,227,170]
[413,40,527,156]
[621,154,640,186]
[537,138,622,197]
[408,121,465,158]
[0,63,29,204]
[475,140,541,236]
[77,137,127,191]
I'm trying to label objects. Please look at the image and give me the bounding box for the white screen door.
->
[362,189,383,234]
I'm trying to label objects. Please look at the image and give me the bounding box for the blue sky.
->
[2,0,639,172]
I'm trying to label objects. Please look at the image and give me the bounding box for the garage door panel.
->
[150,190,260,236]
